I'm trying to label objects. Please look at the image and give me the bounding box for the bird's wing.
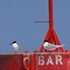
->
[44,43,64,50]
[45,46,56,50]
[44,43,56,50]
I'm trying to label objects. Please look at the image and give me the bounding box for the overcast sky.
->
[0,0,70,53]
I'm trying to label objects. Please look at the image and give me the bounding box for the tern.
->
[43,40,64,50]
[10,41,21,53]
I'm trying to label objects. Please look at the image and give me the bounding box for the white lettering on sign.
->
[46,56,54,65]
[38,56,45,65]
[38,55,63,65]
[56,55,63,65]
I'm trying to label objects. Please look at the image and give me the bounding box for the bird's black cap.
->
[12,41,17,43]
[10,41,17,45]
[44,40,49,42]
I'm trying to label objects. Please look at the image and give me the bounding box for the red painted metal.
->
[0,52,70,70]
[49,0,54,28]
[0,0,70,70]
[0,54,24,70]
[40,0,64,52]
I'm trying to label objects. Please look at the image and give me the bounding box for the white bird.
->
[43,40,64,50]
[10,41,21,53]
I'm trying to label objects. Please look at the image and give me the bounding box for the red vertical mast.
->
[40,0,64,52]
[49,0,54,28]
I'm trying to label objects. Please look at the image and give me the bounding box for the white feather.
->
[11,43,21,53]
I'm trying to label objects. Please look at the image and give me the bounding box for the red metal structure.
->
[0,0,70,70]
[40,0,64,52]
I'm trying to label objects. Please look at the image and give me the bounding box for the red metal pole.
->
[49,0,54,28]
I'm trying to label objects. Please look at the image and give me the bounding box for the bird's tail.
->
[56,44,64,47]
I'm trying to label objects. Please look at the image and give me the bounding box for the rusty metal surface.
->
[0,54,24,70]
